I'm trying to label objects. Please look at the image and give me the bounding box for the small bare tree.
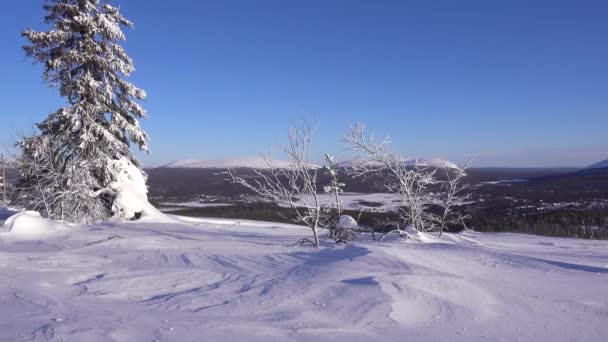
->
[433,161,472,237]
[343,123,438,235]
[323,154,345,216]
[229,120,331,247]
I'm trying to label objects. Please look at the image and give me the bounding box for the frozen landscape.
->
[2,1,608,341]
[1,208,607,341]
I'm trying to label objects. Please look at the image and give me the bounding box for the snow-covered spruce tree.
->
[19,0,149,223]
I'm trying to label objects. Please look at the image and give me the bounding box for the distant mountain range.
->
[160,157,458,170]
[158,157,608,175]
[160,157,321,169]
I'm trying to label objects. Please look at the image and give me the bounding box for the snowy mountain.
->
[160,157,320,169]
[406,158,459,169]
[337,157,459,169]
[585,159,608,170]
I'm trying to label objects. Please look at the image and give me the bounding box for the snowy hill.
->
[407,158,459,169]
[160,157,455,170]
[160,157,320,169]
[1,209,607,341]
[338,157,459,169]
[585,159,608,170]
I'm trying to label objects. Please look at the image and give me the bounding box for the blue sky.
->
[1,0,607,167]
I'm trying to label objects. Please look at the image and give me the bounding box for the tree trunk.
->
[1,155,5,204]
[312,222,320,248]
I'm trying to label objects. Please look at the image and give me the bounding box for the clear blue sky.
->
[1,0,607,167]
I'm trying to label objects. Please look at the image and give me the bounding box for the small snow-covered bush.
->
[343,122,471,237]
[327,215,359,243]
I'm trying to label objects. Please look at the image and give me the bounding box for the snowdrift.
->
[108,157,169,222]
[1,211,71,240]
[1,210,607,341]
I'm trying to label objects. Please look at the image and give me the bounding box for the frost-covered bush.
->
[230,120,340,247]
[327,215,359,242]
[343,123,471,236]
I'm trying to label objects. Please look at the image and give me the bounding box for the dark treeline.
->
[165,203,398,229]
[467,209,608,239]
[165,203,608,240]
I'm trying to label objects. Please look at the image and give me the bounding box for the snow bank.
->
[336,215,358,229]
[1,215,607,341]
[1,211,70,240]
[108,158,167,222]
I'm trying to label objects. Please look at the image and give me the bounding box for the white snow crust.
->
[0,209,607,341]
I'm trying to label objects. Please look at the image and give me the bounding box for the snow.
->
[161,157,321,169]
[336,215,358,229]
[0,209,607,341]
[108,157,167,221]
[585,159,608,170]
[338,157,459,169]
[284,192,403,212]
[1,211,72,240]
[406,158,459,169]
[159,202,234,209]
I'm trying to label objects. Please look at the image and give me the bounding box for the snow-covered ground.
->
[1,210,607,341]
[163,193,404,212]
[292,192,404,212]
[158,202,234,210]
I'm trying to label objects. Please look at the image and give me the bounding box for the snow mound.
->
[336,215,358,229]
[1,211,70,240]
[160,157,320,169]
[108,158,167,222]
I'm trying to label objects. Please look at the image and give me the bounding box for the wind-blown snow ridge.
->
[160,157,320,169]
[1,208,607,341]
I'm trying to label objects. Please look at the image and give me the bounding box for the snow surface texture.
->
[0,210,607,341]
[161,157,320,169]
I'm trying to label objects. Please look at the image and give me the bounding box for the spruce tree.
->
[19,0,149,222]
